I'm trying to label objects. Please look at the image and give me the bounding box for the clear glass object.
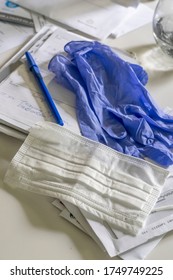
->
[153,0,173,57]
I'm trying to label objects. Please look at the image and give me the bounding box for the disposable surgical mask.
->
[4,122,169,235]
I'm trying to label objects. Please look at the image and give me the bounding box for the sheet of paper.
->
[59,208,85,232]
[0,0,32,21]
[0,25,54,77]
[52,199,90,233]
[120,236,165,260]
[12,0,131,39]
[111,3,154,38]
[52,199,108,253]
[52,200,86,231]
[52,199,65,211]
[31,13,47,33]
[0,21,34,54]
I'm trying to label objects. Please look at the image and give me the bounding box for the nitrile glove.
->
[48,40,173,167]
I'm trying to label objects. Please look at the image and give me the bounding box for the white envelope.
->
[12,0,132,39]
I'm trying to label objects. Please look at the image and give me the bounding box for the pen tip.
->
[59,120,64,126]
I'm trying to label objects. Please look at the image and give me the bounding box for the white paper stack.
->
[1,20,173,260]
[11,0,150,40]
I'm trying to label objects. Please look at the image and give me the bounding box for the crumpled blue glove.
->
[48,40,173,167]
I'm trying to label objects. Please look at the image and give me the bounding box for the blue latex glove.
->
[48,40,173,167]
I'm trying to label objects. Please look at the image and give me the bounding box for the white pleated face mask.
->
[4,122,169,235]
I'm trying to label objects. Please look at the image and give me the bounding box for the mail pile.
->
[1,23,173,259]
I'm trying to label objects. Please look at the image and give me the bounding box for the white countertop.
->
[0,0,173,260]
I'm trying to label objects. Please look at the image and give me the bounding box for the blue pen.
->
[25,51,64,126]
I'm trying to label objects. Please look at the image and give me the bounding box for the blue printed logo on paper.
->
[5,1,19,8]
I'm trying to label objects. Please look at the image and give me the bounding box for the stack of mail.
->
[0,0,153,61]
[1,25,173,260]
[11,0,152,40]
